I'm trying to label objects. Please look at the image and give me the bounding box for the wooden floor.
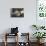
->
[0,42,46,46]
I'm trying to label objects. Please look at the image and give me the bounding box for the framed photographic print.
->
[37,0,46,18]
[10,8,24,17]
[36,0,46,26]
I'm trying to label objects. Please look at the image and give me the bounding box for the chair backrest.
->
[11,27,18,34]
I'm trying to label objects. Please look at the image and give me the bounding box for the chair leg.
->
[4,41,7,46]
[16,34,18,46]
[4,33,7,46]
[15,34,18,46]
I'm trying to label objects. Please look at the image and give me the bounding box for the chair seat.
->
[6,33,17,36]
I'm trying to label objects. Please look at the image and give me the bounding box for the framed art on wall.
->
[37,0,46,18]
[10,8,24,17]
[36,0,46,25]
[36,0,46,29]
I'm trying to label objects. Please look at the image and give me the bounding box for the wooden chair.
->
[20,33,30,46]
[4,33,18,46]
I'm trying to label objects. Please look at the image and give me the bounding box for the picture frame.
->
[10,8,24,17]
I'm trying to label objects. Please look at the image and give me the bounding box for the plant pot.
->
[37,39,45,44]
[37,39,40,43]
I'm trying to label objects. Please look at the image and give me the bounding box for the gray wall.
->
[0,0,36,42]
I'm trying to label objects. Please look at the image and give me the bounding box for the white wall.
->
[0,0,36,42]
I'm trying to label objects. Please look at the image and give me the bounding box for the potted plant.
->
[33,32,46,43]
